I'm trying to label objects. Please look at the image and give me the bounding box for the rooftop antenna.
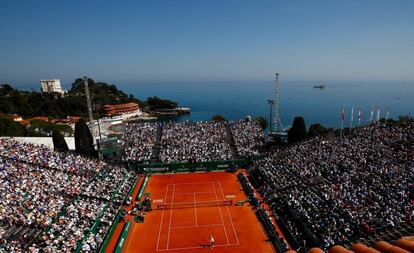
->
[273,73,284,132]
[84,76,93,122]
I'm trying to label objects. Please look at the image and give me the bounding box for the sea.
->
[17,80,414,129]
[119,80,414,129]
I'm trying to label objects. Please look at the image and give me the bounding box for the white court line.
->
[193,193,198,226]
[170,223,223,229]
[161,200,225,205]
[156,184,170,251]
[166,184,176,250]
[168,181,219,186]
[212,182,230,245]
[175,191,214,195]
[219,181,240,245]
[156,243,239,252]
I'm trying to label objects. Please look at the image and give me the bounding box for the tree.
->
[0,84,14,95]
[52,130,69,152]
[74,118,95,157]
[71,77,95,93]
[288,116,307,143]
[212,114,226,122]
[0,117,26,136]
[146,96,178,110]
[308,123,329,137]
[0,79,145,119]
[255,116,268,130]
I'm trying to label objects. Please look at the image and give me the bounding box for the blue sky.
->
[1,0,413,85]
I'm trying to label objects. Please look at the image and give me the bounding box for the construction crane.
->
[269,73,287,143]
[273,73,285,132]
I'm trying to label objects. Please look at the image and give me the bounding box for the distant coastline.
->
[6,80,414,129]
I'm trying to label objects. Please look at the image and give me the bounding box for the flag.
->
[349,107,354,134]
[350,107,354,123]
[376,105,380,122]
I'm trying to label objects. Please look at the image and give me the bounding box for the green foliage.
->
[27,120,73,137]
[52,130,69,152]
[0,79,143,119]
[0,84,14,95]
[397,115,414,125]
[255,116,268,130]
[0,116,26,136]
[0,80,184,120]
[308,123,330,137]
[212,114,227,122]
[146,96,178,110]
[288,116,307,143]
[71,78,96,93]
[75,118,96,157]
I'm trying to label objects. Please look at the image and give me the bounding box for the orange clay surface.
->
[122,171,275,253]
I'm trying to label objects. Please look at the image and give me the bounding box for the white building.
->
[41,79,64,94]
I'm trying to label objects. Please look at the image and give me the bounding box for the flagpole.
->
[369,106,374,123]
[340,106,344,138]
[385,105,389,125]
[349,106,354,134]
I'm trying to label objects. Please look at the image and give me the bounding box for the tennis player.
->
[209,235,215,248]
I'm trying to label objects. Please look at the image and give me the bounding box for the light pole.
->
[267,99,274,133]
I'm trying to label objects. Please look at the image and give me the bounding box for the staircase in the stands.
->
[358,221,414,247]
[152,124,163,163]
[0,221,43,249]
[225,123,239,159]
[248,166,414,253]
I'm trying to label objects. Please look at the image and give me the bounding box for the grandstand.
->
[1,120,413,253]
[0,138,137,252]
[121,120,265,165]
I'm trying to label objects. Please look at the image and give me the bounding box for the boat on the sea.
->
[314,83,327,89]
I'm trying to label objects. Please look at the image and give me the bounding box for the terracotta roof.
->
[103,102,139,116]
[282,237,414,253]
[103,102,139,109]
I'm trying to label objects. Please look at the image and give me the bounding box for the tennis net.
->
[157,199,232,210]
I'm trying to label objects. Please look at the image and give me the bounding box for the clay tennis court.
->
[123,171,275,253]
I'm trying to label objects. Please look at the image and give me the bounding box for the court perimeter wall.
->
[126,159,248,173]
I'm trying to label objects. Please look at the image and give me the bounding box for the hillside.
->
[0,78,178,119]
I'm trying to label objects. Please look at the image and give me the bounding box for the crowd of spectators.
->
[159,121,233,163]
[253,123,414,250]
[122,122,159,162]
[229,120,265,157]
[0,138,136,252]
[2,119,413,252]
[122,120,266,164]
